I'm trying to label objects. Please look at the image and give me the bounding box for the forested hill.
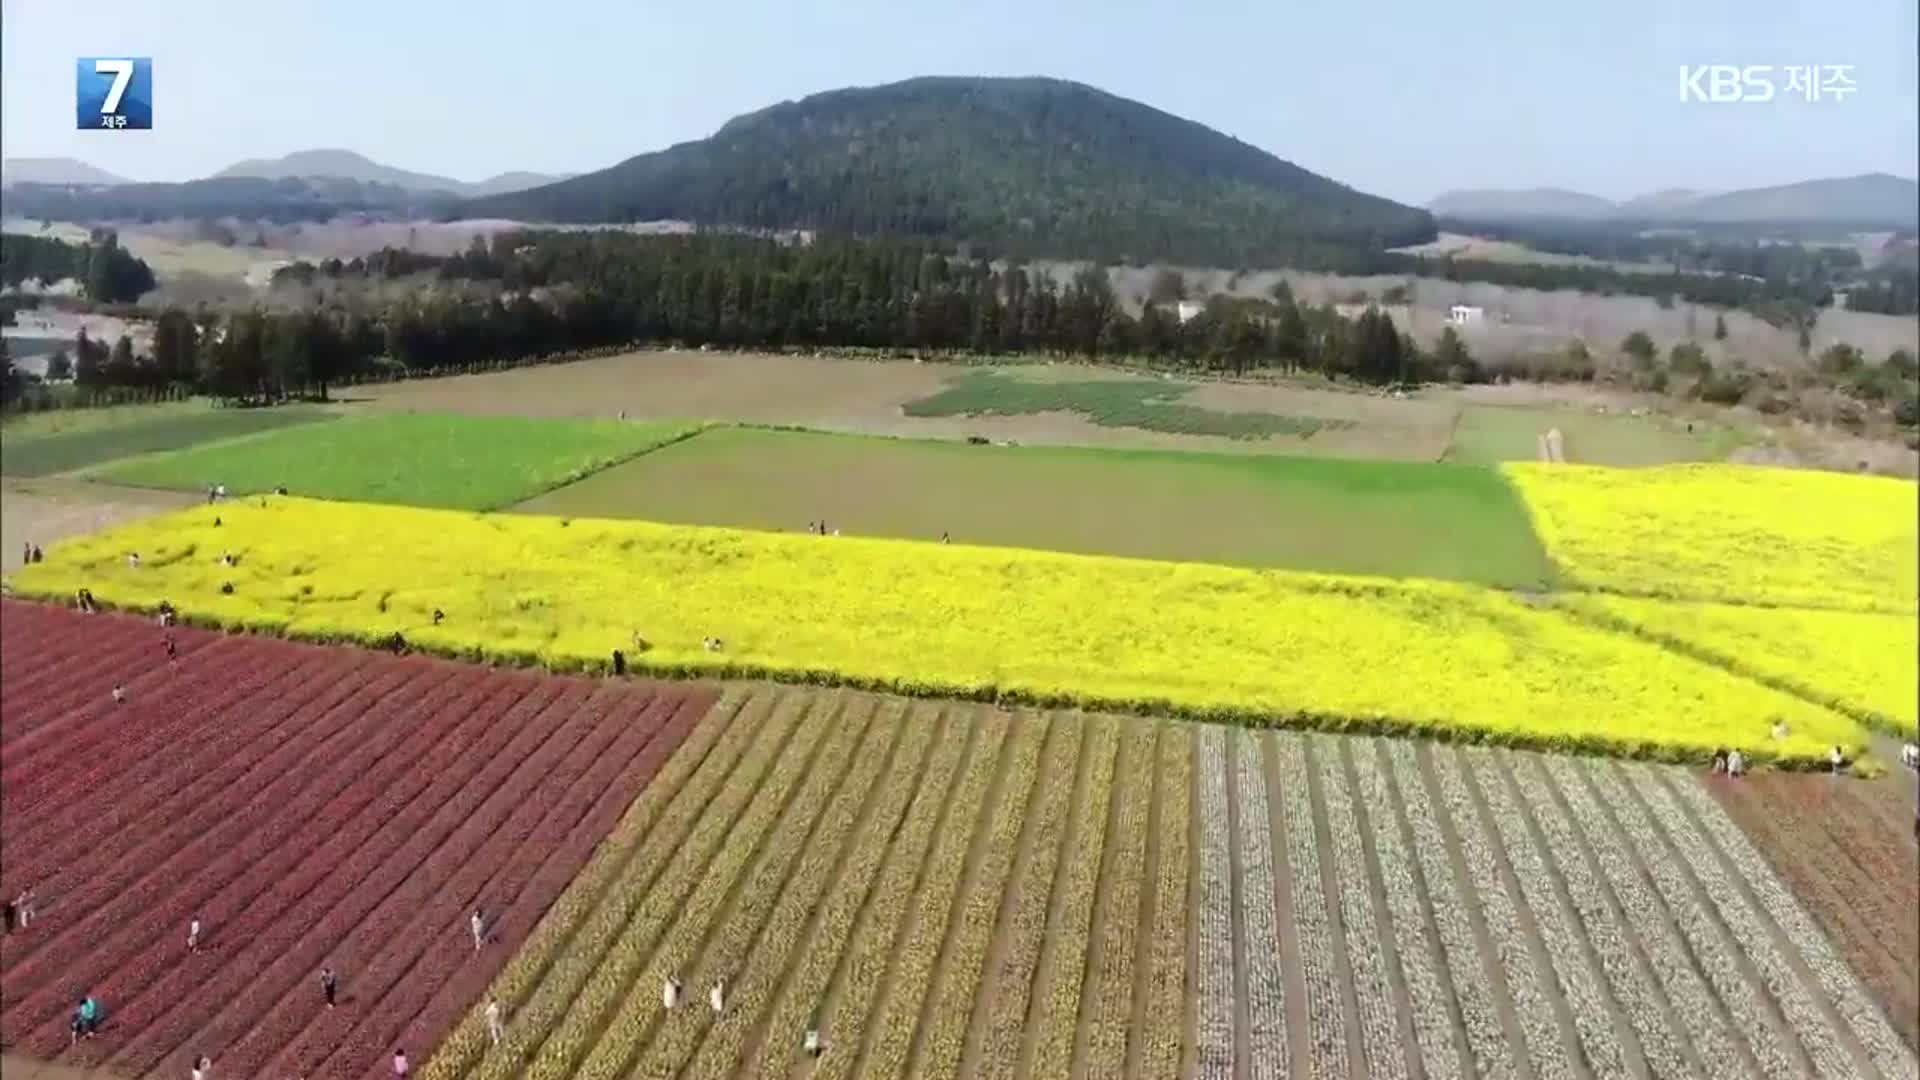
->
[459,76,1436,265]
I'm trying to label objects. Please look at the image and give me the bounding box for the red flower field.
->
[0,599,715,1079]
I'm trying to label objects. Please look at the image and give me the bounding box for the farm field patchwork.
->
[96,412,703,511]
[1443,403,1742,466]
[422,693,1915,1080]
[6,496,1870,763]
[0,404,333,478]
[0,599,713,1079]
[1564,594,1920,737]
[901,371,1351,440]
[1506,461,1920,613]
[513,426,1556,586]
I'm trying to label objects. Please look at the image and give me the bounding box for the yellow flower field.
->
[1505,462,1919,614]
[4,496,1863,763]
[1564,594,1919,739]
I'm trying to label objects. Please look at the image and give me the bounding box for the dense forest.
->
[460,77,1437,265]
[0,232,156,302]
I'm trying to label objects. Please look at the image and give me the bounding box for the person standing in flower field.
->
[662,975,682,1010]
[187,915,202,952]
[392,1048,409,1077]
[191,1053,212,1080]
[15,884,33,929]
[319,966,339,1009]
[485,998,504,1045]
[470,909,486,952]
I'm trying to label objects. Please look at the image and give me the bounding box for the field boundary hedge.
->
[0,588,1852,772]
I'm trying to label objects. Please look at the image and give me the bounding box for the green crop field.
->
[0,403,333,478]
[903,371,1351,440]
[515,425,1555,586]
[1442,404,1744,466]
[97,411,704,511]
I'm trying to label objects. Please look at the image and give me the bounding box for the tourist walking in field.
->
[485,998,504,1045]
[804,1028,822,1058]
[1726,749,1746,777]
[709,978,725,1014]
[470,909,486,952]
[16,884,34,929]
[319,966,338,1008]
[191,1053,212,1080]
[662,975,682,1010]
[1830,745,1847,774]
[392,1049,409,1077]
[166,637,179,665]
[187,915,202,952]
[30,544,42,563]
[1710,748,1727,774]
[73,995,100,1042]
[112,685,127,705]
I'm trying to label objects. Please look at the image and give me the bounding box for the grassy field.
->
[0,403,333,478]
[1444,404,1744,466]
[1507,462,1919,613]
[515,426,1555,586]
[902,371,1353,440]
[96,412,704,511]
[422,688,1910,1080]
[8,496,1867,763]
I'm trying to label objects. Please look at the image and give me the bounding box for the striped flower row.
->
[1430,746,1572,1080]
[1541,756,1748,1080]
[1357,742,1465,1080]
[1505,752,1692,1079]
[1138,731,1192,1080]
[1624,767,1860,1080]
[1659,771,1920,1080]
[1312,736,1407,1080]
[1030,718,1118,1080]
[1195,727,1235,1080]
[1274,733,1347,1080]
[1465,747,1630,1079]
[1583,762,1797,1080]
[1385,741,1514,1080]
[1237,730,1287,1080]
[1079,724,1153,1080]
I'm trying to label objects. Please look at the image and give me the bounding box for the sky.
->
[3,0,1915,206]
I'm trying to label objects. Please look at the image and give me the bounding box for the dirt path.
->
[1,479,196,572]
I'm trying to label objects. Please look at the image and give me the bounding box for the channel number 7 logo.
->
[76,57,152,130]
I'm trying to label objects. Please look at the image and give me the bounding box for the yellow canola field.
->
[1504,462,1918,615]
[1565,594,1919,739]
[5,497,1864,763]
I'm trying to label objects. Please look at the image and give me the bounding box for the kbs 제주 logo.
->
[76,57,153,130]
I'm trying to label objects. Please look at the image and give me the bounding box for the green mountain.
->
[459,76,1435,264]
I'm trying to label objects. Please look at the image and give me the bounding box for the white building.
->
[1174,301,1205,323]
[1448,304,1485,326]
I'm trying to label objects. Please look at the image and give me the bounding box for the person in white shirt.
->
[709,979,725,1014]
[485,998,503,1045]
[470,909,486,952]
[187,916,202,952]
[662,975,682,1010]
[191,1054,211,1080]
[1726,749,1745,777]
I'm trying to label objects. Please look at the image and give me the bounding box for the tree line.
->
[0,231,157,303]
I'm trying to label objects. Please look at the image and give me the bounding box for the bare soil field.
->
[1706,769,1920,1051]
[1,479,197,572]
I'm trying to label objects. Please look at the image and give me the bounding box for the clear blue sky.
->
[4,0,1914,205]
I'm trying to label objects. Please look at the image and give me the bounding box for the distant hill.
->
[1427,187,1616,220]
[0,176,455,224]
[215,149,564,197]
[1679,174,1918,225]
[1,157,128,188]
[459,75,1436,264]
[1617,188,1712,215]
[1429,173,1918,227]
